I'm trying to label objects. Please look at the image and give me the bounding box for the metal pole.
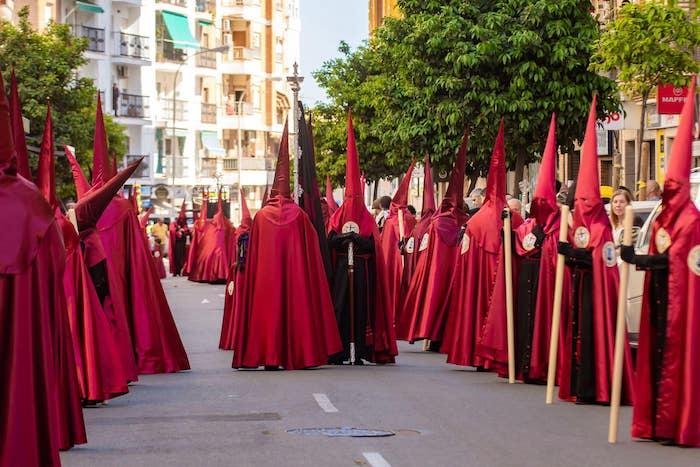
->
[237,91,247,225]
[286,62,303,204]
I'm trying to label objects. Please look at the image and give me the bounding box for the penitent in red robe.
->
[630,78,700,445]
[188,198,235,284]
[397,136,468,342]
[98,198,190,374]
[442,121,508,368]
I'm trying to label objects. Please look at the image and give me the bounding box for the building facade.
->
[368,0,399,33]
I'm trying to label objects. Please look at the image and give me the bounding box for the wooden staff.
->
[546,205,570,404]
[608,205,634,443]
[67,208,78,232]
[503,208,515,384]
[398,208,406,268]
[348,239,356,365]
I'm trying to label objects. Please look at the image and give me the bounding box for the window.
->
[251,85,261,110]
[275,37,283,62]
[251,32,261,49]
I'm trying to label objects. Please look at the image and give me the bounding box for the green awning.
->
[198,19,213,27]
[201,131,225,157]
[162,11,199,50]
[76,1,104,13]
[165,128,189,138]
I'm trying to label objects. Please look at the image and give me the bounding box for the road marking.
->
[363,452,391,467]
[201,299,210,304]
[312,393,338,413]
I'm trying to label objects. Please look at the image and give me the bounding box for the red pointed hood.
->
[0,71,17,176]
[466,121,507,254]
[64,145,92,199]
[269,121,290,199]
[439,129,469,220]
[129,186,138,213]
[329,111,377,236]
[422,155,436,216]
[485,119,506,205]
[213,190,229,229]
[325,175,338,212]
[36,106,57,209]
[198,192,209,223]
[659,76,697,224]
[238,188,252,233]
[75,157,142,231]
[530,113,559,232]
[261,183,270,206]
[177,198,187,225]
[390,160,415,215]
[9,70,30,179]
[91,93,110,186]
[572,95,608,232]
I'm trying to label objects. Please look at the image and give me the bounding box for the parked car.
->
[626,168,700,346]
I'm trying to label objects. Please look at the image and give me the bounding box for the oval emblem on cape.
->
[688,245,700,276]
[655,228,672,254]
[342,221,360,234]
[419,233,430,252]
[522,232,537,251]
[574,226,590,248]
[602,241,617,267]
[461,233,470,254]
[154,251,161,258]
[405,237,415,253]
[227,281,235,296]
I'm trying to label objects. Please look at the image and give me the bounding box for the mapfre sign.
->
[657,84,689,114]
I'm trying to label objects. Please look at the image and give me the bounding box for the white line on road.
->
[363,452,391,467]
[312,393,338,413]
[201,299,210,304]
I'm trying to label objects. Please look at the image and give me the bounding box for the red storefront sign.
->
[657,84,689,114]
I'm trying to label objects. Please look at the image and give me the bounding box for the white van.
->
[626,168,700,345]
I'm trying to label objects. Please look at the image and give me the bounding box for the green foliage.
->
[312,0,619,190]
[0,8,127,200]
[591,0,700,101]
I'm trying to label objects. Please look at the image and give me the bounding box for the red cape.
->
[59,216,131,401]
[0,177,86,466]
[188,209,234,283]
[397,212,462,341]
[380,208,416,320]
[183,208,209,277]
[98,197,190,374]
[153,241,167,279]
[232,198,342,369]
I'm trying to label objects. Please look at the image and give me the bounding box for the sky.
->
[299,0,368,106]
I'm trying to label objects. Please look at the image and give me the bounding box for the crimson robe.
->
[232,198,342,369]
[380,208,416,321]
[0,176,86,466]
[98,197,190,374]
[188,211,234,283]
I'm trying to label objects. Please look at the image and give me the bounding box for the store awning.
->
[201,131,226,157]
[76,1,104,13]
[164,128,189,138]
[162,11,199,50]
[198,19,213,27]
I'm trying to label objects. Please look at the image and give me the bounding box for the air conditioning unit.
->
[222,19,232,32]
[116,65,128,79]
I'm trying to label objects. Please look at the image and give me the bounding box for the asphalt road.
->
[61,277,699,467]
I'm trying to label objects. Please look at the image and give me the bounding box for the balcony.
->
[159,99,188,121]
[125,154,150,178]
[199,158,218,178]
[114,32,150,60]
[223,158,237,170]
[195,50,217,68]
[156,0,186,6]
[156,39,186,63]
[195,0,215,13]
[201,103,217,124]
[76,25,105,53]
[117,93,150,119]
[222,0,260,6]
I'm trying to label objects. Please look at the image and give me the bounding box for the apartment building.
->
[368,0,399,33]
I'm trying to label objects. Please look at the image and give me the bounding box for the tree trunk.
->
[467,173,479,196]
[373,179,379,201]
[612,130,622,189]
[513,151,526,198]
[636,91,650,201]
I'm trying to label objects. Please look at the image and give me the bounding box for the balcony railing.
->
[195,0,215,13]
[115,32,150,60]
[118,93,150,118]
[156,0,186,6]
[196,50,217,68]
[223,158,237,170]
[160,99,188,121]
[77,26,105,53]
[156,39,186,63]
[201,103,217,123]
[125,154,150,178]
[223,100,253,116]
[222,0,260,6]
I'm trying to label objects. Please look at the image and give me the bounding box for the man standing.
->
[112,83,120,116]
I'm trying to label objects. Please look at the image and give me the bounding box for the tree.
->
[591,1,699,199]
[312,42,407,189]
[0,8,127,199]
[370,0,620,195]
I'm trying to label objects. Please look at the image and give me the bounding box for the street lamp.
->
[171,45,229,216]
